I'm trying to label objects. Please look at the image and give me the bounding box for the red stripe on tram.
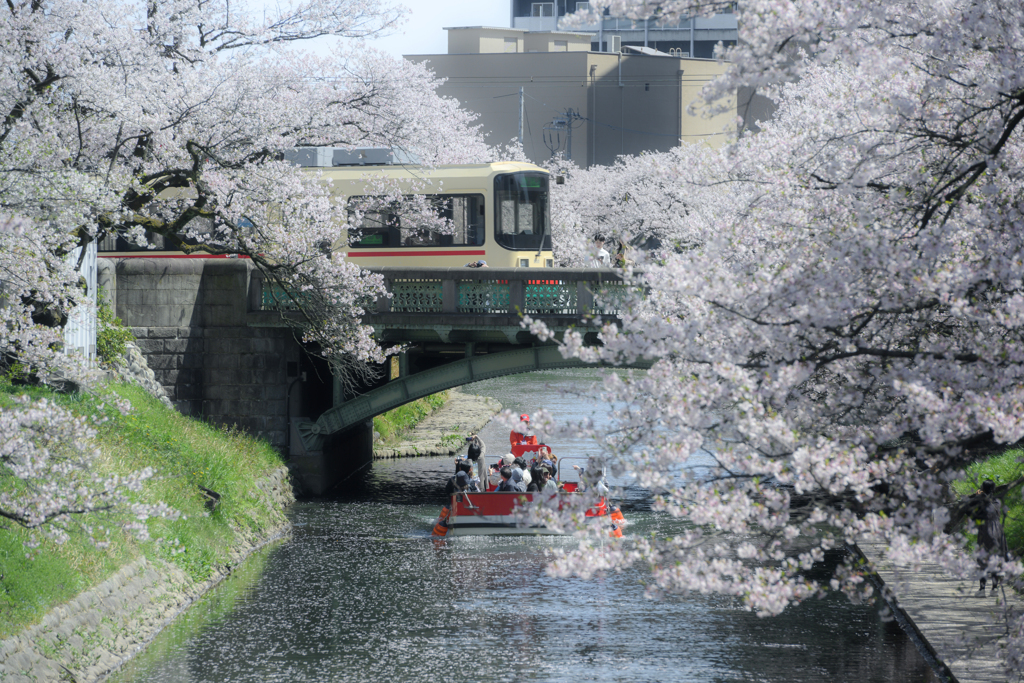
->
[102,253,250,259]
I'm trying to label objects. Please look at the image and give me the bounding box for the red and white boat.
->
[431,445,625,538]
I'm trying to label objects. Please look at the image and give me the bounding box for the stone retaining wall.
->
[0,467,294,683]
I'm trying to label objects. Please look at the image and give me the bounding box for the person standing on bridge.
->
[590,235,610,267]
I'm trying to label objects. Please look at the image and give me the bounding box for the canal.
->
[108,369,936,682]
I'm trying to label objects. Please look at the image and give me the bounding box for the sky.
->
[366,0,509,57]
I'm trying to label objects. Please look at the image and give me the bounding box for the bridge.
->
[104,257,650,494]
[251,266,651,460]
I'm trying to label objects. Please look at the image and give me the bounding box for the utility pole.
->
[544,108,585,161]
[519,87,525,148]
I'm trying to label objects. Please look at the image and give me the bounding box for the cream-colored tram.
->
[97,157,555,268]
[327,160,555,268]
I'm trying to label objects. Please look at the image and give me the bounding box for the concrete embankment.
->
[856,539,1023,683]
[0,468,294,683]
[373,387,501,458]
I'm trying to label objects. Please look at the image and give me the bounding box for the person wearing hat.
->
[446,460,477,494]
[508,467,528,493]
[512,457,532,487]
[527,466,557,493]
[509,413,538,447]
[455,470,479,493]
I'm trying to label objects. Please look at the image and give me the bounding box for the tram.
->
[328,161,555,268]
[97,156,555,269]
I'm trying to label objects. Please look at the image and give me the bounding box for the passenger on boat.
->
[509,467,528,493]
[464,462,482,492]
[485,454,511,490]
[494,466,516,492]
[446,461,480,494]
[543,451,558,478]
[574,463,609,495]
[509,413,538,446]
[512,457,532,487]
[527,466,558,493]
[465,434,485,462]
[528,460,543,487]
[456,470,479,492]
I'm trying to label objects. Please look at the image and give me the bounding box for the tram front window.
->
[494,173,551,251]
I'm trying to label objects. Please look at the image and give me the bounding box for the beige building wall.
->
[446,26,525,54]
[407,48,734,168]
[523,31,591,53]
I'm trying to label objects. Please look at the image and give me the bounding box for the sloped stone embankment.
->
[0,468,293,683]
[373,388,501,458]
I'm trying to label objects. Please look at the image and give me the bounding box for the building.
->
[406,27,735,168]
[510,1,738,59]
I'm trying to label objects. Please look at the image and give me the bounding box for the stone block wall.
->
[103,258,303,450]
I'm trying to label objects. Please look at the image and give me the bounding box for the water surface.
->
[109,370,935,682]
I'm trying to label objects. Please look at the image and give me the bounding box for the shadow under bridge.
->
[291,266,651,454]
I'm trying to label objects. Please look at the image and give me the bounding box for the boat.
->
[431,447,625,537]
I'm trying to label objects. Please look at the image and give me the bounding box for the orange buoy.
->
[431,506,450,537]
[609,506,624,537]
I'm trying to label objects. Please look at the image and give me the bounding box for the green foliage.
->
[372,390,450,445]
[952,448,1024,557]
[439,432,463,449]
[0,378,287,639]
[95,290,135,365]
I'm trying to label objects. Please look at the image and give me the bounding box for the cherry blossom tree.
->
[1,0,489,539]
[1,0,488,374]
[546,146,728,266]
[540,0,1024,675]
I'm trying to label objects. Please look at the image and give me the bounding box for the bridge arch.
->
[296,345,651,453]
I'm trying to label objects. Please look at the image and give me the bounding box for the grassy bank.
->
[952,448,1024,557]
[372,390,450,446]
[0,378,288,640]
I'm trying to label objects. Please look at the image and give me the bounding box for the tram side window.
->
[348,195,485,248]
[494,173,552,251]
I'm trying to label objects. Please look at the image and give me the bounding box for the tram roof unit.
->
[284,147,549,176]
[311,161,550,195]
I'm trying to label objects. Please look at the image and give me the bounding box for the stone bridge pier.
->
[99,257,357,494]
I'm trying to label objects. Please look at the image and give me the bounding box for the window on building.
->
[504,37,518,53]
[553,40,568,51]
[532,3,554,17]
[575,1,591,12]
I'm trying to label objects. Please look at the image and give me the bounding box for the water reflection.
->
[109,370,936,683]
